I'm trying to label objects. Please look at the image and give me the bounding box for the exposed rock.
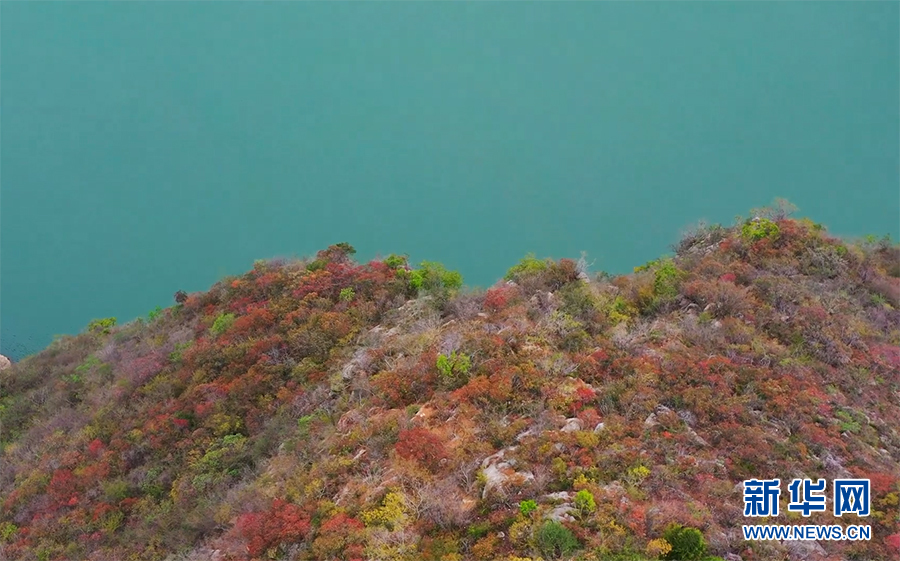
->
[413,404,437,421]
[561,418,584,433]
[539,491,577,522]
[593,422,606,433]
[515,428,538,442]
[822,452,851,478]
[596,482,626,497]
[644,405,674,428]
[0,355,10,370]
[480,447,534,499]
[546,503,577,522]
[341,348,373,380]
[337,410,364,432]
[677,409,698,427]
[686,426,709,447]
[781,539,827,560]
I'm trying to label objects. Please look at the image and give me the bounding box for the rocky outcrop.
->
[0,355,11,370]
[480,447,535,499]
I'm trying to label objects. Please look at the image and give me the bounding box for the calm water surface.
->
[2,2,898,359]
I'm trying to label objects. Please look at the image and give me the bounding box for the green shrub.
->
[505,253,550,281]
[404,262,464,309]
[87,317,117,335]
[148,306,163,321]
[574,489,596,516]
[0,522,17,543]
[652,259,685,300]
[339,287,355,302]
[519,499,538,517]
[634,257,664,273]
[210,313,236,336]
[608,295,635,324]
[384,254,409,270]
[537,520,580,559]
[436,351,471,384]
[410,261,463,292]
[662,524,707,561]
[741,218,780,242]
[559,282,601,325]
[467,521,491,540]
[632,258,685,312]
[169,341,193,364]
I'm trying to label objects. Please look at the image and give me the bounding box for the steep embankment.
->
[1,213,898,561]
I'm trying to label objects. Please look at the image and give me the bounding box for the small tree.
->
[436,351,471,384]
[210,313,236,336]
[537,520,580,559]
[751,197,798,221]
[662,524,707,561]
[574,489,596,517]
[519,499,538,517]
[87,317,117,335]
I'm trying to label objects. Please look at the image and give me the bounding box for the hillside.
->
[1,206,899,561]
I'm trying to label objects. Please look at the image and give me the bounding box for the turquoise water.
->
[2,2,898,359]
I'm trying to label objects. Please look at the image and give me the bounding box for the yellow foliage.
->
[364,532,417,561]
[303,478,325,500]
[185,449,204,470]
[880,492,898,507]
[606,520,628,536]
[471,533,499,560]
[551,457,568,479]
[508,518,532,545]
[99,510,124,532]
[78,424,99,441]
[646,537,673,558]
[573,473,590,491]
[625,465,651,486]
[213,502,232,526]
[361,490,409,530]
[575,430,600,449]
[206,413,243,437]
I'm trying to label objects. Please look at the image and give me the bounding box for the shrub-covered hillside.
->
[1,206,899,561]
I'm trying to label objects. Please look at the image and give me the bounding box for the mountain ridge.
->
[1,206,898,561]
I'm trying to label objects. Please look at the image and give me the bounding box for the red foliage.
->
[255,272,282,290]
[320,512,364,534]
[395,428,447,471]
[871,344,900,370]
[121,351,166,386]
[451,375,494,406]
[484,286,516,312]
[231,307,275,337]
[885,534,900,552]
[235,499,311,558]
[87,439,105,457]
[569,385,598,415]
[577,407,602,428]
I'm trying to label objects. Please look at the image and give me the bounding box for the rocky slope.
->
[1,210,898,561]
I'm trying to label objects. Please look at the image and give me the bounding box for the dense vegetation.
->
[1,204,899,561]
